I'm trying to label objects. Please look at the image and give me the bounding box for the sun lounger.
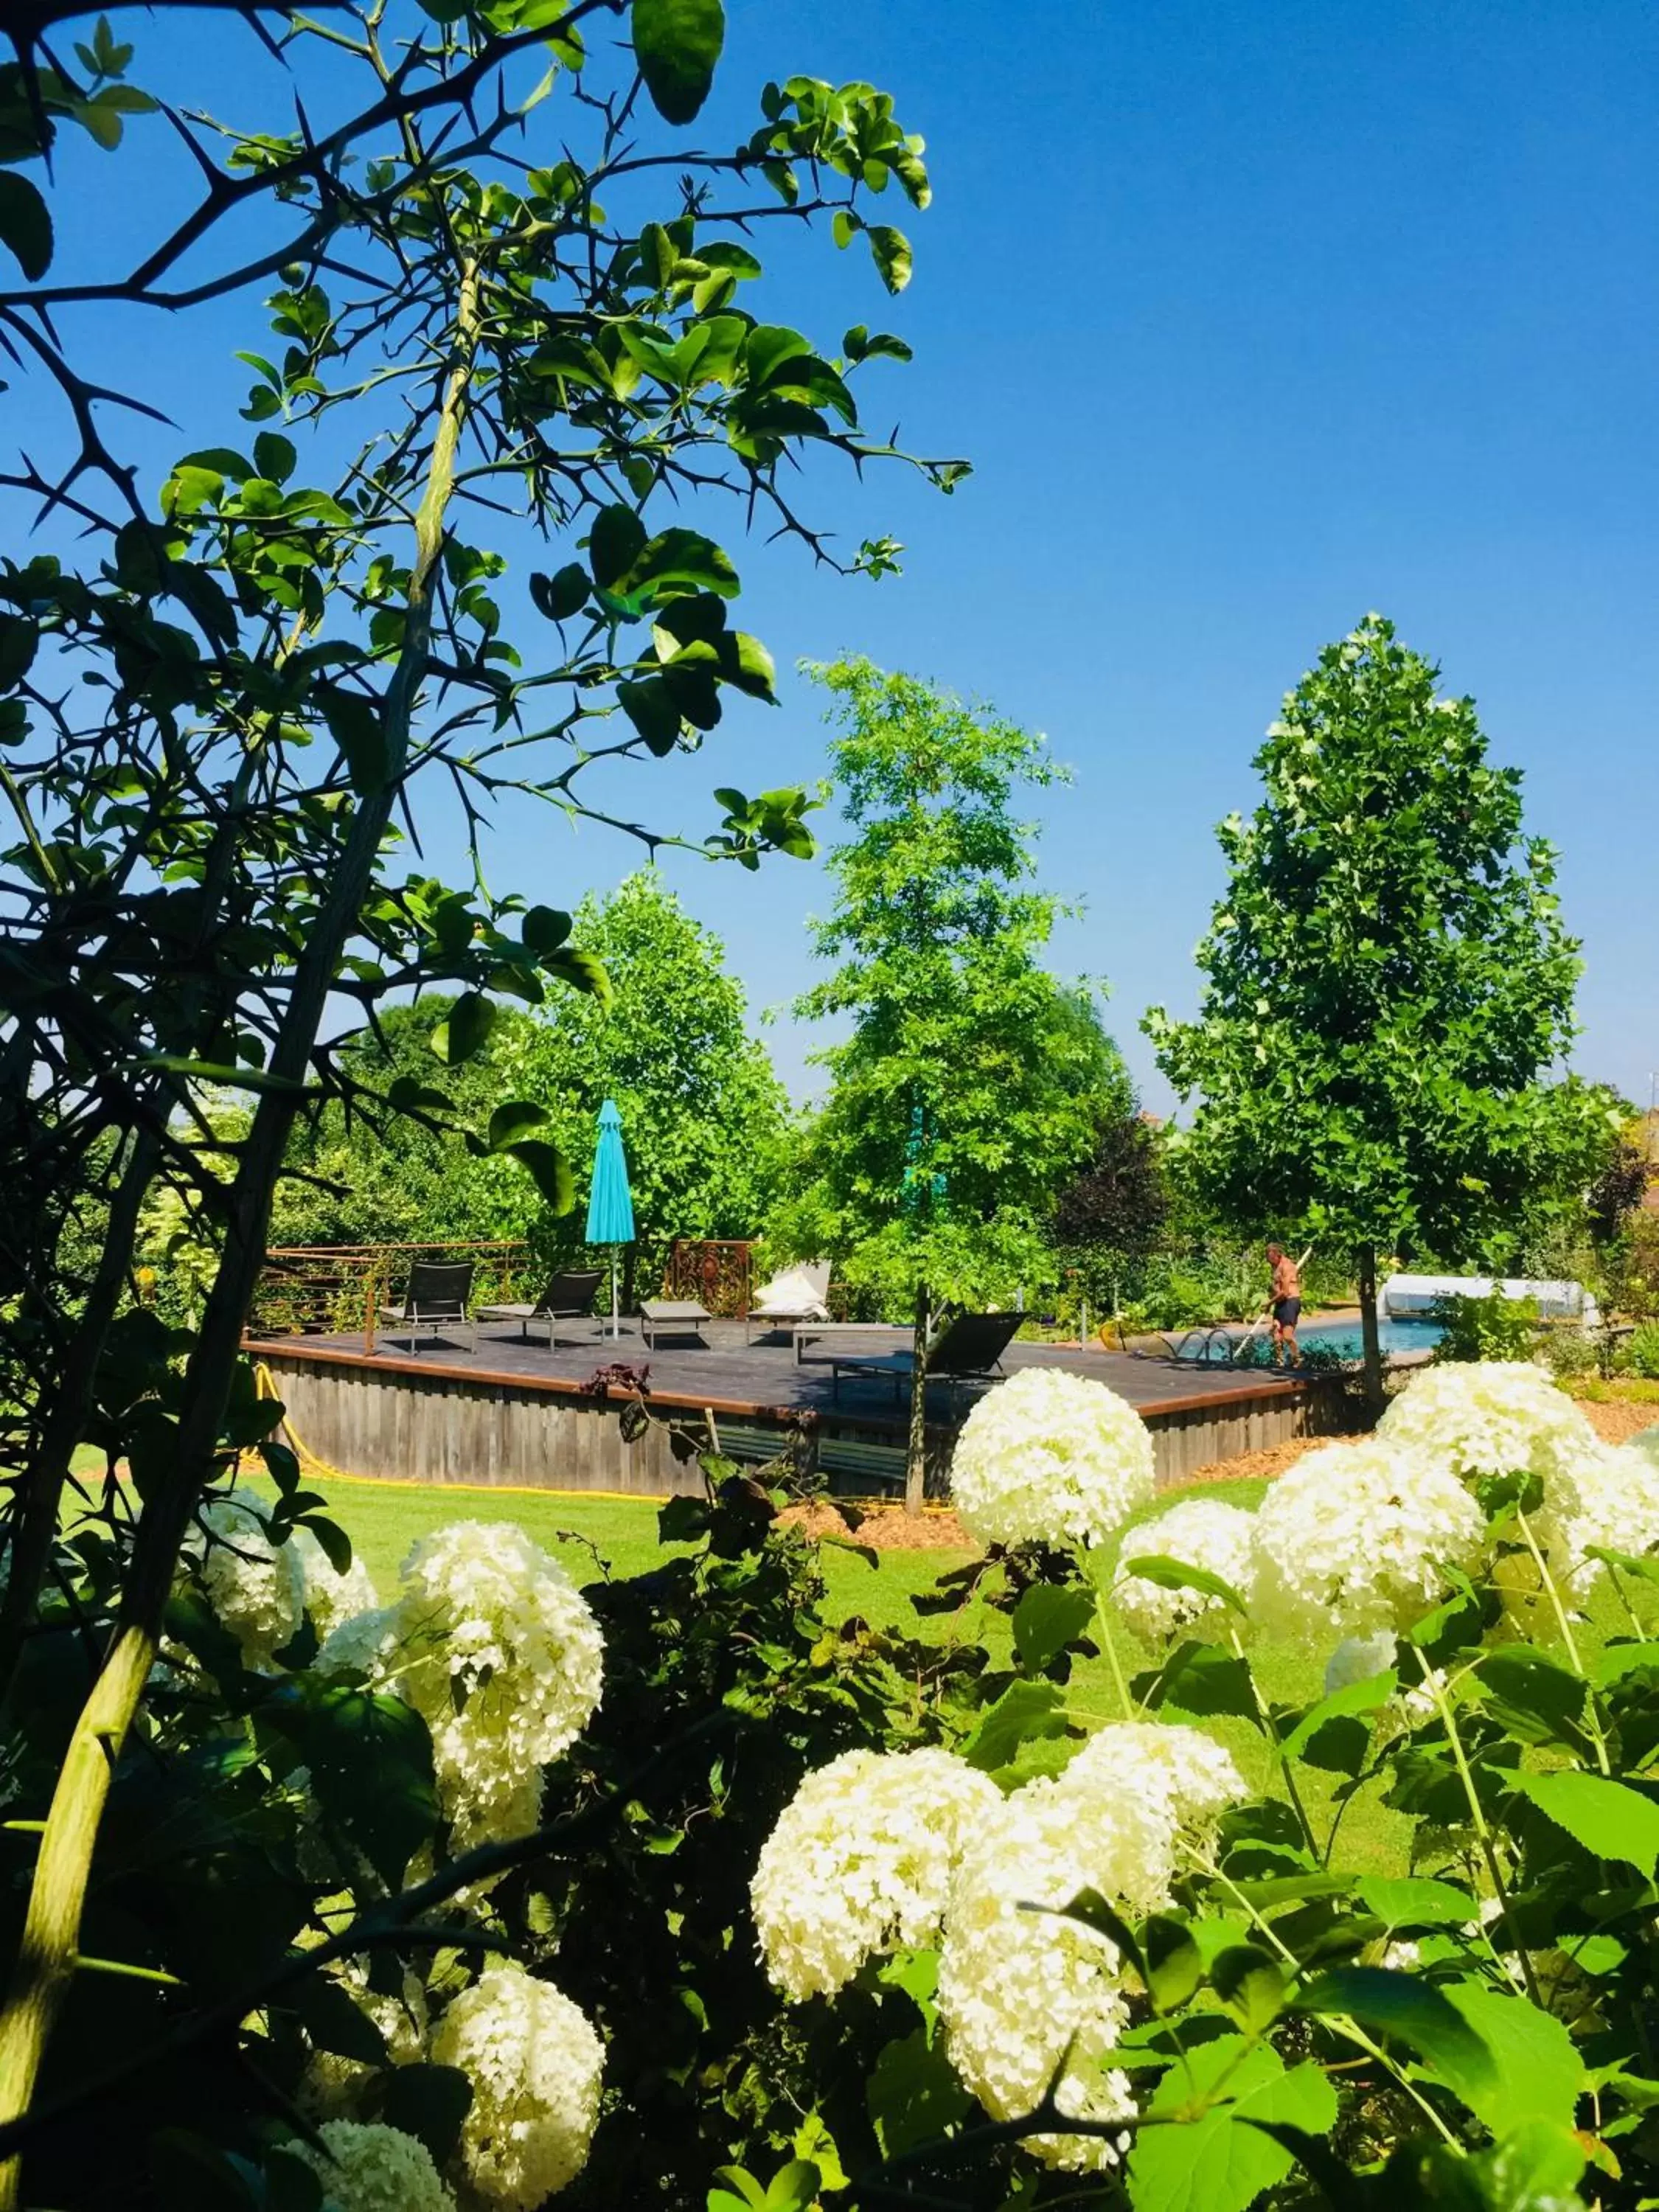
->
[375,1259,476,1354]
[829,1310,1023,1403]
[640,1298,712,1349]
[477,1267,605,1349]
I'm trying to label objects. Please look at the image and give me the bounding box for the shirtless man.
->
[1267,1242,1301,1368]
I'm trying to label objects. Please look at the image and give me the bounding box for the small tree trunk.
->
[1357,1242,1385,1419]
[905,1280,930,1516]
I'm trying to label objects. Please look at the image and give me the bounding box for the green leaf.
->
[530,563,590,622]
[630,0,723,125]
[617,675,683,755]
[378,2063,473,2168]
[541,945,611,1004]
[430,992,495,1066]
[1127,2038,1338,2212]
[263,1677,438,1887]
[763,2165,820,2212]
[1143,1913,1205,2011]
[588,503,647,588]
[521,905,572,953]
[1476,1647,1591,1750]
[1441,1986,1585,2138]
[1119,1551,1247,1617]
[719,631,776,701]
[1012,1582,1095,1672]
[1352,1876,1477,1930]
[1509,1770,1659,1871]
[866,224,913,294]
[253,431,296,484]
[0,173,52,281]
[743,324,815,389]
[1210,1945,1284,2034]
[962,1679,1069,1773]
[1138,1641,1261,1727]
[487,1100,551,1150]
[1294,1966,1497,2110]
[866,2028,970,2157]
[293,1975,390,2067]
[623,526,740,602]
[505,1138,575,1212]
[296,1514,352,1576]
[1279,1671,1396,1763]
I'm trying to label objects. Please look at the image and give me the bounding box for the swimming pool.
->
[1172,1317,1443,1364]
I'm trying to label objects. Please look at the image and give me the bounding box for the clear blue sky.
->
[24,1,1659,1111]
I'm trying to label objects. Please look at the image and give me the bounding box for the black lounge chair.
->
[829,1310,1023,1403]
[478,1267,605,1349]
[376,1259,477,1354]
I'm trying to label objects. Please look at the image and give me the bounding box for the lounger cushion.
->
[754,1268,827,1315]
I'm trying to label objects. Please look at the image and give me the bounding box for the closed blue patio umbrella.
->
[585,1097,636,1340]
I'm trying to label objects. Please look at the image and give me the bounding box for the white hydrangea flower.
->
[1112,1500,1256,1643]
[1248,1441,1487,1641]
[192,1487,306,1666]
[1378,1360,1598,1517]
[950,1368,1155,1551]
[1545,1444,1659,1592]
[752,1748,1001,2000]
[937,1776,1143,2171]
[299,1961,428,2118]
[1063,1721,1248,1846]
[185,1489,380,1669]
[319,1523,603,1853]
[288,2120,455,2212]
[429,1963,603,2209]
[291,1526,380,1641]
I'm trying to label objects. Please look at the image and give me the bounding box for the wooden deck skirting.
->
[248,1338,1347,1498]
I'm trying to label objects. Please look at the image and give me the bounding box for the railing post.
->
[364,1258,377,1354]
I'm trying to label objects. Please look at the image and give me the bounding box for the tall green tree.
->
[778,660,1123,1506]
[278,872,788,1295]
[498,869,789,1295]
[1146,613,1605,1408]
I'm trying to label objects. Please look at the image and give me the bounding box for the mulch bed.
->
[777,1500,975,1551]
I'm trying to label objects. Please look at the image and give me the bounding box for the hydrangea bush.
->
[21,1357,1659,2212]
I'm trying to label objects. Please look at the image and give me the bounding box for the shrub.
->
[1431,1287,1540,1362]
[1538,1327,1601,1380]
[1627,1321,1659,1380]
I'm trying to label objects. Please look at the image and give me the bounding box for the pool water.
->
[1176,1317,1443,1364]
[1295,1318,1443,1359]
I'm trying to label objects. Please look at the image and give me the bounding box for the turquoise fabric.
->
[584,1097,636,1246]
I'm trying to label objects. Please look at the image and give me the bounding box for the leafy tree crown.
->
[1145,613,1600,1259]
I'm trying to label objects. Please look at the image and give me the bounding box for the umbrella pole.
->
[611,1249,619,1340]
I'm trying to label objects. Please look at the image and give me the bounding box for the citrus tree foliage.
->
[275,872,790,1280]
[1147,615,1605,1405]
[776,660,1123,1498]
[0,0,956,2184]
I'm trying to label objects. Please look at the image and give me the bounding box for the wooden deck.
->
[248,1318,1346,1498]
